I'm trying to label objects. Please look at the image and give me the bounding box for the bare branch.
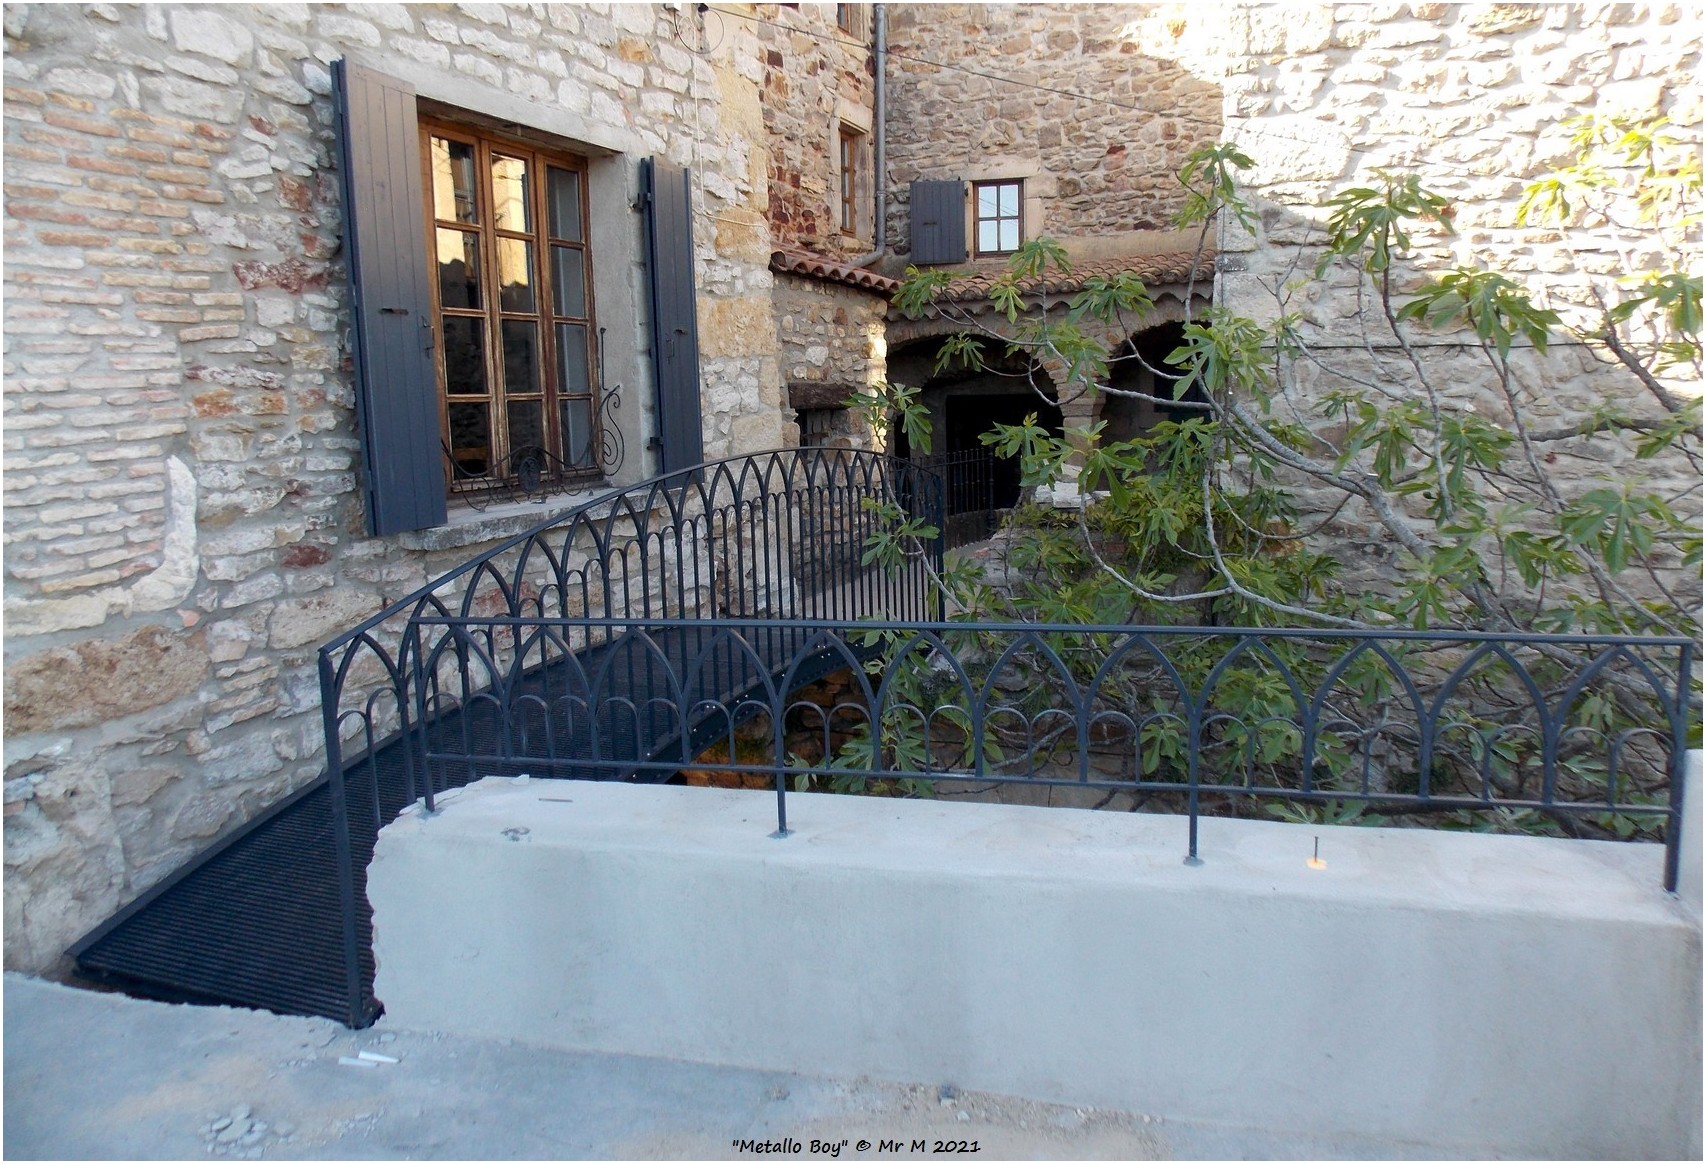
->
[1600,322,1690,413]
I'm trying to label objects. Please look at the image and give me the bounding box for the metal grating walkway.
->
[69,624,851,1025]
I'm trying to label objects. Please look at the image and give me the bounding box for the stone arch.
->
[1100,319,1209,443]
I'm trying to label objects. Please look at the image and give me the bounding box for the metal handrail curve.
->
[310,445,1696,1028]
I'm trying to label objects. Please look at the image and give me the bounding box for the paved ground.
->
[5,973,1466,1160]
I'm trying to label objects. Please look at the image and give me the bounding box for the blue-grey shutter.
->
[909,179,967,265]
[642,159,705,477]
[332,60,445,536]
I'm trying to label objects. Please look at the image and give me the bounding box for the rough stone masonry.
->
[878,2,1699,590]
[1,1,812,972]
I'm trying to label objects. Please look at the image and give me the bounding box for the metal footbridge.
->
[71,450,942,1025]
[67,447,1694,1026]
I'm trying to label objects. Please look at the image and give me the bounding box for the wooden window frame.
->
[972,179,1024,257]
[838,125,863,236]
[421,117,601,491]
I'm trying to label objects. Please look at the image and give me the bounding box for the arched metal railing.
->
[320,446,945,801]
[316,446,1695,1026]
[316,446,944,1020]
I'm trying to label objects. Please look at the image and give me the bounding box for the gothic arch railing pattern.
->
[315,446,1694,1027]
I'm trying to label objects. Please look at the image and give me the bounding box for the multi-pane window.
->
[424,120,599,487]
[973,180,1023,256]
[839,126,862,235]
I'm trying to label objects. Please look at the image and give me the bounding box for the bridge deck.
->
[69,621,860,1025]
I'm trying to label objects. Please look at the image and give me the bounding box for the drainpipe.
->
[852,4,887,267]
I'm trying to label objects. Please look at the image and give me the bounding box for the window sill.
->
[396,482,620,552]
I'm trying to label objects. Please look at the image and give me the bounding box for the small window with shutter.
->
[973,179,1023,256]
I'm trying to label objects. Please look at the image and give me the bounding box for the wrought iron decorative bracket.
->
[444,380,626,511]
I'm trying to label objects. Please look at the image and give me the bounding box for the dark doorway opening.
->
[887,336,1064,548]
[913,391,1064,547]
[1103,321,1207,444]
[945,393,1064,511]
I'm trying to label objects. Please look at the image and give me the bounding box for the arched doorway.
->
[1101,321,1207,443]
[888,337,1063,544]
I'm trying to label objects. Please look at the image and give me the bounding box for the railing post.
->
[408,621,435,814]
[770,590,792,841]
[1675,750,1700,912]
[1184,687,1204,867]
[930,468,946,622]
[1665,644,1694,896]
[319,648,367,1027]
[771,769,792,839]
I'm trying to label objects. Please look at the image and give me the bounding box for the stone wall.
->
[773,273,887,446]
[4,0,1698,980]
[753,2,876,256]
[1,1,785,972]
[883,4,1224,258]
[1144,1,1702,587]
[884,3,1698,599]
[748,4,884,448]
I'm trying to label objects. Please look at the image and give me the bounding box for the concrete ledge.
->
[370,780,1702,1159]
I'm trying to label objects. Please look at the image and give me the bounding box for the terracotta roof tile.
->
[934,250,1216,302]
[769,248,901,296]
[768,248,1214,303]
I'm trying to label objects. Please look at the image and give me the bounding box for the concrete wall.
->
[370,778,1702,1159]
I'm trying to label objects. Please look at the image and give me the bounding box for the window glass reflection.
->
[507,399,545,457]
[547,166,582,242]
[431,137,478,224]
[502,320,539,396]
[551,245,586,318]
[560,397,594,468]
[441,317,486,396]
[437,229,481,309]
[448,401,491,476]
[555,322,589,396]
[497,237,535,313]
[492,154,531,233]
